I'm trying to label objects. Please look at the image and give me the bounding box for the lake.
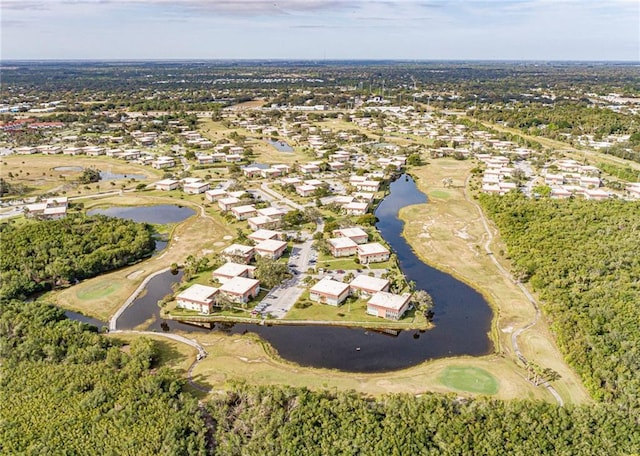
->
[87,204,195,224]
[266,139,294,152]
[99,170,147,181]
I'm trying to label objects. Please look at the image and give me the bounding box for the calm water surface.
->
[266,139,294,152]
[87,204,195,224]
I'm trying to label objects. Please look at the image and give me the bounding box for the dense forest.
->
[479,193,640,411]
[3,300,639,455]
[0,214,155,300]
[208,383,639,456]
[0,300,209,454]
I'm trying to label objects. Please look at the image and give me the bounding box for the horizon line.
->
[2,58,639,64]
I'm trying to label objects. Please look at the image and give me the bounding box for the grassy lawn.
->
[76,281,121,301]
[439,366,499,395]
[317,255,363,271]
[284,293,428,328]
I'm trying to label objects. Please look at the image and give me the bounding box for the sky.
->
[1,0,639,61]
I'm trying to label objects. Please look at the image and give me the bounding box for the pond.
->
[99,170,147,181]
[87,204,196,224]
[78,174,494,373]
[64,310,105,329]
[266,139,294,152]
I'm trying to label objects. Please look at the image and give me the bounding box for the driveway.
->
[258,238,318,319]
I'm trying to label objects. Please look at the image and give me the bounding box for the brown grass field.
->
[0,155,160,197]
[402,158,591,405]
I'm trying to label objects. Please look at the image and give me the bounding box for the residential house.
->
[155,179,181,191]
[551,187,573,199]
[296,184,317,197]
[24,197,69,220]
[205,188,227,202]
[184,180,210,194]
[243,166,262,178]
[247,229,282,242]
[212,262,256,284]
[256,206,286,220]
[261,168,282,179]
[353,192,375,203]
[254,239,288,259]
[350,275,390,296]
[366,291,411,320]
[272,164,290,174]
[218,196,242,212]
[152,156,176,169]
[197,154,215,165]
[219,276,260,303]
[343,201,369,216]
[225,154,243,162]
[231,204,257,221]
[357,243,390,264]
[248,216,278,231]
[626,183,640,199]
[327,237,358,257]
[583,188,610,200]
[355,180,381,192]
[299,163,320,174]
[333,196,355,206]
[176,284,219,314]
[309,278,350,306]
[332,227,368,244]
[579,175,601,188]
[222,244,255,264]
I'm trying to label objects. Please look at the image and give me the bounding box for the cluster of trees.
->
[472,102,640,154]
[0,214,155,299]
[0,300,209,454]
[77,167,101,184]
[208,383,639,455]
[479,192,640,411]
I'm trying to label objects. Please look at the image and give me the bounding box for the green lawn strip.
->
[285,290,428,328]
[75,281,121,300]
[439,366,499,395]
[429,190,451,199]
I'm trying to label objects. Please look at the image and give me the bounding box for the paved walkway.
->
[108,267,171,331]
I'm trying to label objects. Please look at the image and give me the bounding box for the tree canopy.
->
[0,214,156,300]
[0,300,208,454]
[480,193,640,411]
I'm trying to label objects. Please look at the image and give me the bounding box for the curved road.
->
[463,175,564,406]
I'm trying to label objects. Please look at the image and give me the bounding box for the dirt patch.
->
[127,270,145,280]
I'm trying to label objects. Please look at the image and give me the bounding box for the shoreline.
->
[163,311,432,331]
